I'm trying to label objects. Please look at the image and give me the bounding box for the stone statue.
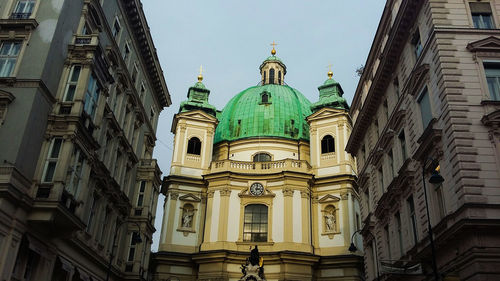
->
[182,210,193,228]
[240,246,265,281]
[325,209,336,232]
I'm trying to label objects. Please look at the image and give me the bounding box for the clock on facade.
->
[250,183,264,196]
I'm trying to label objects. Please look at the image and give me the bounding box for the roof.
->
[214,84,312,143]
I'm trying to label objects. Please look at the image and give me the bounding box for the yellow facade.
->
[154,55,363,281]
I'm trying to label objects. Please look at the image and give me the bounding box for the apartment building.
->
[0,0,170,280]
[346,0,500,280]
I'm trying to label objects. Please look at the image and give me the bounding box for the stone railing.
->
[210,159,311,174]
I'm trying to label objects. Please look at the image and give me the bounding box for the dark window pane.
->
[321,135,335,154]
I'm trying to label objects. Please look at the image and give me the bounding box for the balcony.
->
[210,159,311,174]
[28,185,85,234]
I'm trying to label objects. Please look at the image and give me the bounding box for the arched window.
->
[269,68,275,84]
[321,135,335,154]
[263,71,266,84]
[187,137,201,155]
[278,71,282,84]
[243,204,268,242]
[262,93,269,103]
[253,153,271,162]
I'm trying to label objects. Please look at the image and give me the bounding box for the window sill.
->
[0,18,38,30]
[480,99,500,106]
[236,241,274,246]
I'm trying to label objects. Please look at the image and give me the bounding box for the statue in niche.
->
[324,207,336,232]
[181,206,194,228]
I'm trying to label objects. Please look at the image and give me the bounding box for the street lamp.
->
[105,221,142,281]
[349,229,380,281]
[422,158,444,281]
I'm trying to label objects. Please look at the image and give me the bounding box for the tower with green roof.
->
[156,47,362,281]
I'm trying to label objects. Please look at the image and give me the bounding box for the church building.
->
[153,47,363,281]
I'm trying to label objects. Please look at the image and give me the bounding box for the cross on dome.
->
[270,41,278,56]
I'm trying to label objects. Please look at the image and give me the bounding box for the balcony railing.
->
[210,159,311,174]
[10,12,31,19]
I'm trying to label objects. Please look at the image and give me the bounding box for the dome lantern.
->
[259,42,287,85]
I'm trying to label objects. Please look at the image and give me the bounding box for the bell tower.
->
[159,71,218,253]
[307,69,360,257]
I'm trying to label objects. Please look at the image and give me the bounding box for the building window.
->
[398,131,407,162]
[263,71,266,84]
[81,22,92,35]
[374,120,379,138]
[42,138,63,183]
[127,232,140,261]
[112,17,121,38]
[378,167,384,193]
[132,63,139,84]
[394,78,400,99]
[253,153,271,162]
[384,225,391,260]
[269,68,275,84]
[243,204,268,242]
[412,29,423,59]
[278,70,282,84]
[484,62,500,101]
[137,181,146,207]
[123,43,130,62]
[86,193,98,232]
[140,82,146,101]
[435,183,446,219]
[0,41,21,77]
[11,0,35,19]
[470,2,494,29]
[388,150,394,179]
[187,137,201,155]
[65,146,85,196]
[321,135,335,154]
[417,87,432,129]
[262,93,269,103]
[83,74,100,119]
[63,65,81,101]
[407,195,418,245]
[395,212,404,256]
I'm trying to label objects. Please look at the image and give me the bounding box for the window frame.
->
[416,86,433,130]
[253,152,272,162]
[112,16,122,39]
[186,137,202,155]
[242,204,268,242]
[321,134,335,154]
[483,61,500,101]
[10,0,36,19]
[62,65,82,102]
[41,138,63,183]
[468,1,496,29]
[407,195,418,245]
[83,73,101,120]
[0,41,22,78]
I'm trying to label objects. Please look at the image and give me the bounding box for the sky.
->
[141,0,387,251]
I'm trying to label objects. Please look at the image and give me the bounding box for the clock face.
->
[250,183,264,196]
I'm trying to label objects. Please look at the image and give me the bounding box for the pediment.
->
[318,194,340,203]
[404,64,429,96]
[307,107,347,121]
[179,193,201,202]
[467,36,500,52]
[482,109,500,127]
[0,89,15,103]
[177,110,217,122]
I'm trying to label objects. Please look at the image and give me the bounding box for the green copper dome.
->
[214,84,312,144]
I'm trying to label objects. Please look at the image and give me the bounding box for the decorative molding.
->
[219,187,231,197]
[404,63,430,97]
[318,194,340,203]
[179,193,201,202]
[467,36,500,53]
[300,190,310,198]
[282,187,293,197]
[169,192,179,200]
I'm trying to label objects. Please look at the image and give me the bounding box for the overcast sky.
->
[142,0,386,251]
